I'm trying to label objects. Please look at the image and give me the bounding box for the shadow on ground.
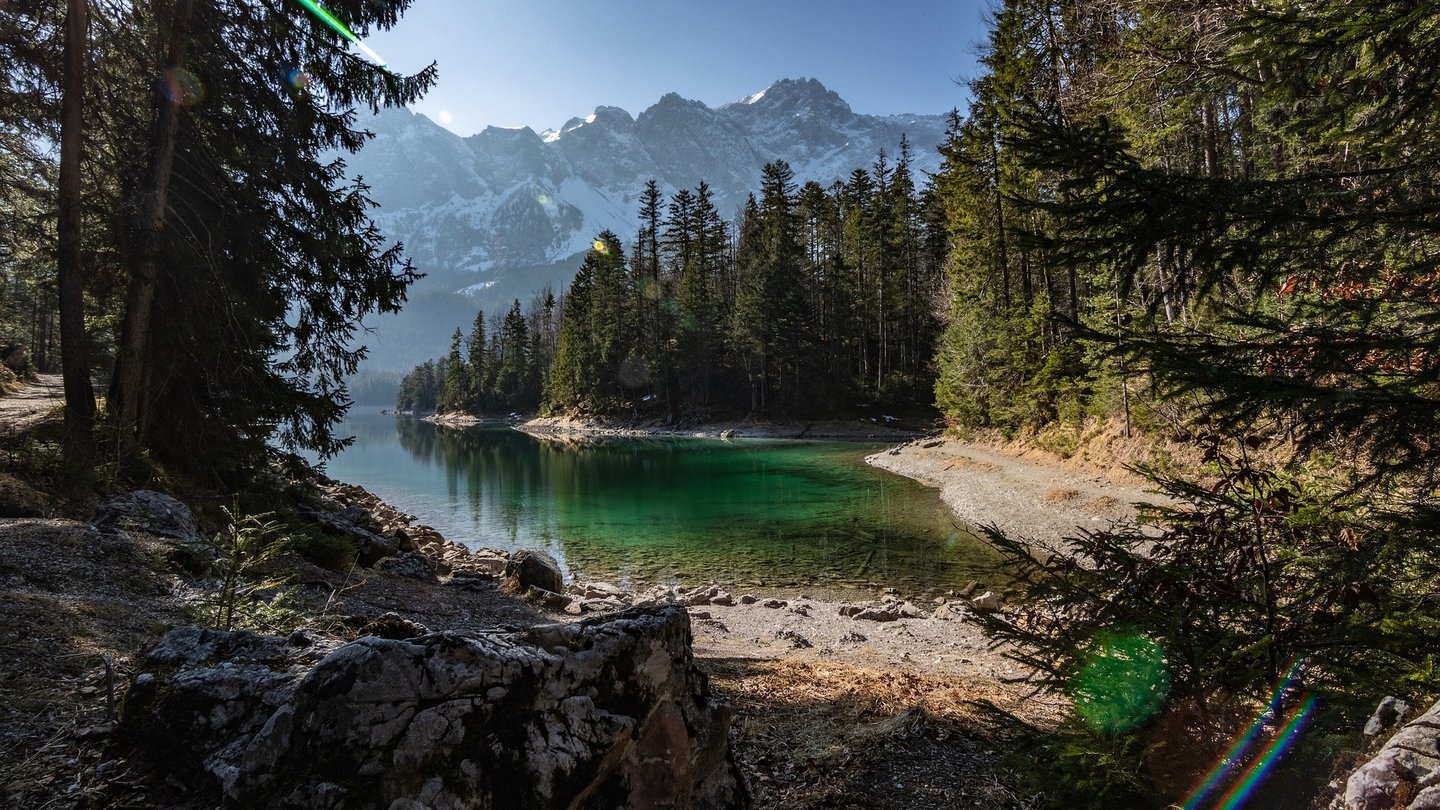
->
[700,655,1043,809]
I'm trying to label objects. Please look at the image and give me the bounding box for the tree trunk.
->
[110,0,194,455]
[58,0,95,487]
[1201,101,1221,178]
[991,139,1010,311]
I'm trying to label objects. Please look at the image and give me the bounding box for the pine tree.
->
[492,300,531,410]
[102,0,435,481]
[438,328,469,413]
[730,162,812,413]
[57,0,95,485]
[674,183,723,406]
[544,232,629,412]
[466,308,489,412]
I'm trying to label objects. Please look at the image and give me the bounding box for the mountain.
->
[346,78,951,372]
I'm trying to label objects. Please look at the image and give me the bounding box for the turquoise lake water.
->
[314,412,1006,598]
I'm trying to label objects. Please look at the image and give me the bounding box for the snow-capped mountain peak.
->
[349,78,947,277]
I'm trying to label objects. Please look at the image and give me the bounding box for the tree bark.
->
[58,0,96,487]
[110,0,193,455]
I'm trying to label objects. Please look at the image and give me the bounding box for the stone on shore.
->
[1364,696,1410,738]
[93,489,201,544]
[853,606,900,623]
[972,591,1002,611]
[503,548,564,595]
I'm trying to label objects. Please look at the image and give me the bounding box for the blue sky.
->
[364,0,991,136]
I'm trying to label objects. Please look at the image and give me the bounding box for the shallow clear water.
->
[314,412,1006,598]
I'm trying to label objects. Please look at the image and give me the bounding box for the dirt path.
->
[867,436,1169,550]
[0,373,64,433]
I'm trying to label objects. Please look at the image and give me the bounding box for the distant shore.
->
[505,412,929,441]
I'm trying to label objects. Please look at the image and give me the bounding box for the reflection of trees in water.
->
[393,418,438,464]
[394,422,565,550]
[380,422,998,592]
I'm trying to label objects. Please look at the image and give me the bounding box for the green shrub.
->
[1007,720,1161,809]
[194,505,303,634]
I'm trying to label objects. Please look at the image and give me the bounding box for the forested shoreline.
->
[400,0,1440,803]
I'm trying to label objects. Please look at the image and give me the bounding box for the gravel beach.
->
[866,435,1168,550]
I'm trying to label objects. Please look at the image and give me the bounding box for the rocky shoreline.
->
[312,475,1022,682]
[0,458,1047,809]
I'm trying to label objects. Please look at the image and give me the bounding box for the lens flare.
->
[1181,657,1306,810]
[1214,694,1319,810]
[286,67,311,89]
[592,239,609,254]
[161,66,205,106]
[1073,633,1170,734]
[617,356,651,389]
[292,0,389,68]
[1178,656,1320,810]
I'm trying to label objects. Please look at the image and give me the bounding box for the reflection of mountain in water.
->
[338,414,1002,596]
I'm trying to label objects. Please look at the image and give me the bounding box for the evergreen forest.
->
[923,1,1440,805]
[397,153,948,420]
[394,0,1440,803]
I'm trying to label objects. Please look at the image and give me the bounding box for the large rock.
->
[504,548,565,594]
[1343,699,1440,809]
[121,606,747,809]
[298,503,399,566]
[92,489,201,543]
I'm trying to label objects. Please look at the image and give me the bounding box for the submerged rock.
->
[121,606,748,809]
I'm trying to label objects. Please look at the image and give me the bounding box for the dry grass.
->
[702,657,1047,809]
[1042,487,1079,503]
[1083,495,1119,513]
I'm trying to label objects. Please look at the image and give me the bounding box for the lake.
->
[315,412,1006,599]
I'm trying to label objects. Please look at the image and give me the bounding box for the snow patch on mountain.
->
[347,77,950,276]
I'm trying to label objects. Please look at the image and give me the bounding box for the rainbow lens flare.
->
[292,0,389,68]
[1181,657,1318,810]
[161,66,205,106]
[1214,694,1319,809]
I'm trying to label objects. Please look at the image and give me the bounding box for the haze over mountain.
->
[349,77,951,373]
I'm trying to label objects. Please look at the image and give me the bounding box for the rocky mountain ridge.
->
[347,77,949,291]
